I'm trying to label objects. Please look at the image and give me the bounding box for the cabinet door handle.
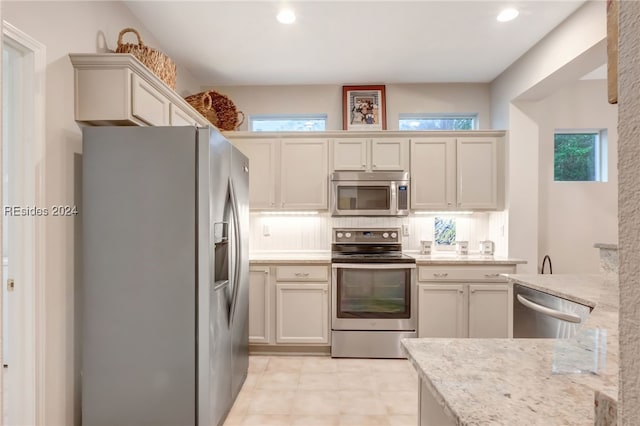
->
[433,273,448,278]
[484,273,501,278]
[294,272,310,277]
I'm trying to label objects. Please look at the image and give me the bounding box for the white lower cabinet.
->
[248,267,271,344]
[468,284,509,338]
[248,263,330,348]
[417,265,514,338]
[276,283,329,344]
[418,284,465,338]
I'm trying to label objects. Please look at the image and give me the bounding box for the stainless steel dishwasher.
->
[513,284,592,338]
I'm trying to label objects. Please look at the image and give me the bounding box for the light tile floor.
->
[224,356,419,426]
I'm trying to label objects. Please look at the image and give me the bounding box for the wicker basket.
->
[205,90,245,131]
[116,28,177,90]
[184,92,219,127]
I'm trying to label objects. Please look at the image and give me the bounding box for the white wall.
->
[1,2,205,425]
[537,79,618,273]
[490,0,608,273]
[209,83,492,131]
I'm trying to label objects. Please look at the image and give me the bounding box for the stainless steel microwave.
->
[330,172,410,216]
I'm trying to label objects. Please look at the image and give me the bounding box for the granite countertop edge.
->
[402,272,619,425]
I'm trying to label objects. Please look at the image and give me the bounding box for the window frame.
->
[248,113,328,132]
[398,113,479,131]
[553,129,608,183]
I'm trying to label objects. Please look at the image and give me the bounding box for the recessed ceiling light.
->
[497,8,519,22]
[277,8,296,24]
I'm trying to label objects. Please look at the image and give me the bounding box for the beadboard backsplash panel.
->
[250,212,494,254]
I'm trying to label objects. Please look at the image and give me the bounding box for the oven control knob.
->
[337,232,344,239]
[382,233,389,238]
[391,232,397,238]
[345,232,352,238]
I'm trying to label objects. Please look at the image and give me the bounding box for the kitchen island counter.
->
[402,273,618,425]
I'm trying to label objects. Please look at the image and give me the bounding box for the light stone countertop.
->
[249,251,331,264]
[402,273,619,426]
[249,251,526,265]
[409,253,526,265]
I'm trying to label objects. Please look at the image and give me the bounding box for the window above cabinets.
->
[399,113,478,131]
[249,114,327,132]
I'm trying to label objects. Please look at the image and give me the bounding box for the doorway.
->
[1,21,46,425]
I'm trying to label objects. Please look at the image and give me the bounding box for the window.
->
[554,130,607,182]
[399,113,477,131]
[249,114,327,132]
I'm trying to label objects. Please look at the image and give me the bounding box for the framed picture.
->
[342,85,386,130]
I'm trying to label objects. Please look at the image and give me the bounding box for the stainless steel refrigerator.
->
[81,126,249,426]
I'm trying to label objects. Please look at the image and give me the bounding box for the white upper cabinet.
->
[410,137,456,210]
[280,139,329,209]
[456,137,498,209]
[233,139,278,210]
[370,138,409,171]
[410,136,500,210]
[231,137,328,210]
[70,54,210,127]
[332,138,409,172]
[332,139,368,171]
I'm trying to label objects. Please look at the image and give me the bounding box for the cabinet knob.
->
[458,290,464,294]
[470,289,476,293]
[270,202,275,207]
[372,164,377,168]
[362,164,367,168]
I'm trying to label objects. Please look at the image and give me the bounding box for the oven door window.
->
[337,186,390,210]
[336,268,410,318]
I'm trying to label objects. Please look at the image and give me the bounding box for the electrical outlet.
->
[263,224,270,236]
[402,224,410,236]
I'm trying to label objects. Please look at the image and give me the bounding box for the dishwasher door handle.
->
[516,294,582,324]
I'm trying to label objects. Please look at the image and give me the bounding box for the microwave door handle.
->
[390,182,397,215]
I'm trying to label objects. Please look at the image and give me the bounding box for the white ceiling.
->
[124,0,587,86]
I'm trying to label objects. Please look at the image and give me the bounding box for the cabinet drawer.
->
[276,265,329,282]
[418,265,515,282]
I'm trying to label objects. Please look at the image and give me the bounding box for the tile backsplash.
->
[250,212,505,254]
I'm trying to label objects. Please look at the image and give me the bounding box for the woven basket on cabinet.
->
[185,90,245,131]
[184,92,219,127]
[115,28,177,90]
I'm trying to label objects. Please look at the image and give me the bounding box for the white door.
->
[232,139,279,209]
[417,284,466,338]
[468,284,509,338]
[280,139,328,209]
[371,138,408,171]
[248,267,271,344]
[2,23,46,426]
[456,137,498,209]
[332,138,368,171]
[275,283,329,344]
[410,138,456,210]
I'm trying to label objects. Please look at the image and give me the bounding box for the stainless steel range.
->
[331,228,417,358]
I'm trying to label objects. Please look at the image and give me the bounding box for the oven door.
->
[331,181,397,216]
[331,263,416,331]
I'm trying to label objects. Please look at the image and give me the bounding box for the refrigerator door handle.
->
[213,279,230,292]
[228,178,242,326]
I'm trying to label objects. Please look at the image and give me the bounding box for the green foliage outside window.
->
[554,133,597,181]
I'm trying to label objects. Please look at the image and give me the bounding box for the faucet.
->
[541,255,553,274]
